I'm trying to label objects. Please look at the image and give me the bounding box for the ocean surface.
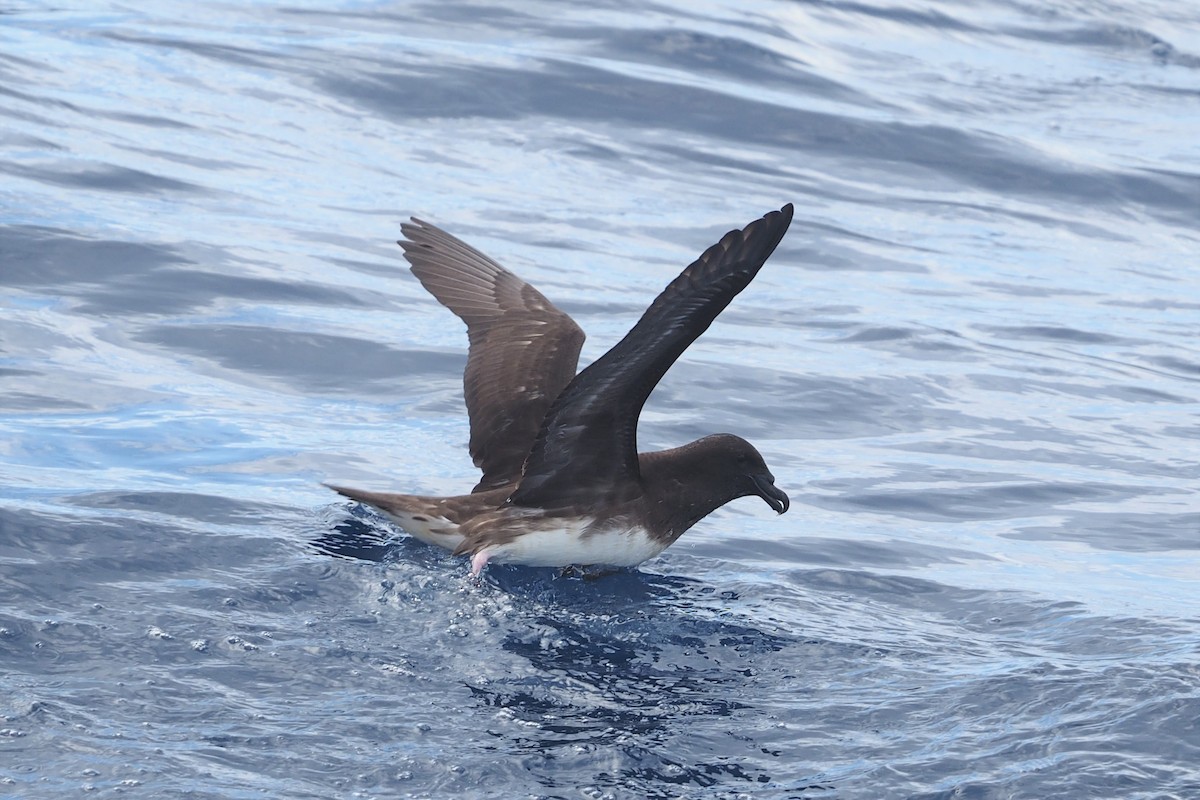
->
[2,0,1198,797]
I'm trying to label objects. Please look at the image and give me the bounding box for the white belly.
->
[487,518,668,568]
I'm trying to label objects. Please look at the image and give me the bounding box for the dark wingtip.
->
[770,204,795,236]
[742,203,794,263]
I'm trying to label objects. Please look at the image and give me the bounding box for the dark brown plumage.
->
[327,205,794,575]
[402,218,585,493]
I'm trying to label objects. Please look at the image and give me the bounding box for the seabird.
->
[327,204,794,575]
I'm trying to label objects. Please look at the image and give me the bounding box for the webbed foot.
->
[470,550,491,577]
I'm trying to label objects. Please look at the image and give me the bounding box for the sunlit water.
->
[2,0,1198,797]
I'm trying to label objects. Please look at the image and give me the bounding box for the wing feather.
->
[400,219,585,492]
[508,204,794,508]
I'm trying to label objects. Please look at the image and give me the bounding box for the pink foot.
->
[470,550,491,577]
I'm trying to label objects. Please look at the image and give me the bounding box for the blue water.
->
[2,0,1198,797]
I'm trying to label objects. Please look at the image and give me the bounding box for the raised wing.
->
[400,219,585,493]
[508,204,794,509]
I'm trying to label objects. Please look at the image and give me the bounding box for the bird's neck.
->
[636,446,734,541]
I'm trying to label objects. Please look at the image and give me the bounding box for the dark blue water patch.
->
[112,143,251,171]
[740,305,864,331]
[889,437,1188,480]
[0,93,74,126]
[895,659,1200,799]
[0,407,268,478]
[800,0,983,33]
[66,491,296,526]
[785,242,928,273]
[878,336,982,362]
[972,280,1105,298]
[0,224,371,315]
[98,109,197,129]
[484,626,752,726]
[812,478,1133,522]
[968,371,1192,404]
[1008,509,1200,552]
[0,224,188,286]
[0,379,57,414]
[576,26,878,107]
[0,505,275,603]
[499,566,704,606]
[322,255,404,280]
[6,492,1194,798]
[462,591,798,798]
[79,265,371,315]
[643,141,801,181]
[898,196,1140,242]
[835,325,917,343]
[784,566,1194,650]
[785,566,1006,619]
[444,566,1196,798]
[318,59,1200,222]
[0,613,122,675]
[0,499,314,669]
[0,377,92,411]
[0,699,99,755]
[283,1,536,30]
[0,161,203,194]
[101,31,277,70]
[0,380,145,413]
[1148,354,1200,378]
[0,131,62,155]
[648,361,968,442]
[1104,296,1200,312]
[0,81,198,130]
[0,47,44,69]
[1083,370,1176,403]
[977,324,1129,345]
[561,138,627,162]
[553,296,649,319]
[1163,421,1200,443]
[803,219,938,253]
[1002,23,1200,68]
[710,534,997,570]
[312,503,403,563]
[132,323,466,395]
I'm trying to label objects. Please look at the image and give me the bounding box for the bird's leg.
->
[470,550,491,577]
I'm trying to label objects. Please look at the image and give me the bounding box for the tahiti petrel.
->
[327,204,794,575]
